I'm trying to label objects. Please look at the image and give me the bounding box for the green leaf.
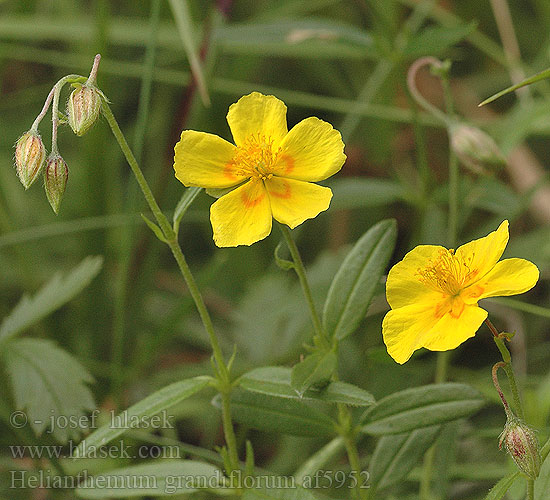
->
[215,388,336,438]
[240,366,375,407]
[73,376,210,458]
[323,219,397,340]
[75,460,222,498]
[484,471,520,500]
[173,186,202,233]
[535,448,550,500]
[480,67,550,106]
[141,213,167,242]
[215,18,379,60]
[291,351,337,396]
[294,437,345,486]
[369,426,441,491]
[0,255,103,344]
[168,0,210,105]
[274,241,295,271]
[3,338,95,443]
[330,178,409,210]
[361,383,485,435]
[243,485,322,500]
[404,22,477,57]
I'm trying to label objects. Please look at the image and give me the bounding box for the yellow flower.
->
[173,92,346,247]
[382,221,539,364]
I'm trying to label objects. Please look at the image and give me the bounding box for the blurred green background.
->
[1,0,550,498]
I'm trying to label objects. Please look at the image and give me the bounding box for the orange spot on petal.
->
[241,186,265,208]
[278,153,295,175]
[269,180,292,199]
[450,299,465,319]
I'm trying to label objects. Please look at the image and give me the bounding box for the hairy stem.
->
[101,99,240,473]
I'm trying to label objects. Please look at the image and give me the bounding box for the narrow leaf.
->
[361,383,485,435]
[73,376,210,457]
[480,67,550,106]
[369,426,441,491]
[141,213,167,242]
[168,0,210,105]
[0,256,103,343]
[173,186,202,233]
[330,178,409,210]
[404,22,477,57]
[291,351,337,396]
[323,219,397,340]
[294,437,345,486]
[240,366,375,407]
[75,460,222,498]
[485,471,520,500]
[214,388,336,438]
[3,338,95,443]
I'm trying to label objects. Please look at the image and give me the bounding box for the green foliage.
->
[291,351,337,395]
[3,338,95,443]
[240,366,375,406]
[323,219,397,340]
[361,383,485,435]
[215,389,336,437]
[75,460,222,498]
[74,376,210,458]
[0,256,103,344]
[369,426,441,491]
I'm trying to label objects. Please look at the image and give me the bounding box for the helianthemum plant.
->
[382,220,539,364]
[173,92,346,247]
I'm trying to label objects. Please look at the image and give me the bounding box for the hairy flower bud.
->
[44,155,68,214]
[449,123,506,175]
[14,130,46,189]
[499,417,541,480]
[67,84,101,136]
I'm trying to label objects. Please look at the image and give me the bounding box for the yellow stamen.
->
[417,249,479,296]
[231,133,282,180]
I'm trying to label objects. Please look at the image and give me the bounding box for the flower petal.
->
[464,258,539,303]
[174,130,246,188]
[227,92,288,147]
[265,177,332,229]
[383,302,487,364]
[385,245,448,309]
[210,179,272,247]
[273,117,346,182]
[455,220,509,284]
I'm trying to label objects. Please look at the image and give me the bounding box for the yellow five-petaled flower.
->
[383,221,539,364]
[173,92,346,247]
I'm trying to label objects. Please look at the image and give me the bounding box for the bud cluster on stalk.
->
[12,54,104,214]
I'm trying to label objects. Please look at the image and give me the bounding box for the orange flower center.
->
[417,249,479,297]
[231,134,281,181]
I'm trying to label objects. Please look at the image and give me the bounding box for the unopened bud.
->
[14,130,46,189]
[67,84,101,136]
[44,155,68,214]
[449,123,506,175]
[499,416,541,479]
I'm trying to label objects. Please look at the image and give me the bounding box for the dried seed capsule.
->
[44,155,69,214]
[14,130,46,189]
[67,84,101,136]
[449,123,506,175]
[499,416,541,480]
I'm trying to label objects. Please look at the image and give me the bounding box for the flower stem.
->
[279,225,329,348]
[100,99,240,474]
[278,225,364,498]
[486,319,524,420]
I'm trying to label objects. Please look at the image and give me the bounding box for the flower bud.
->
[44,155,68,214]
[499,416,541,479]
[449,123,506,175]
[67,84,101,136]
[14,130,46,189]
